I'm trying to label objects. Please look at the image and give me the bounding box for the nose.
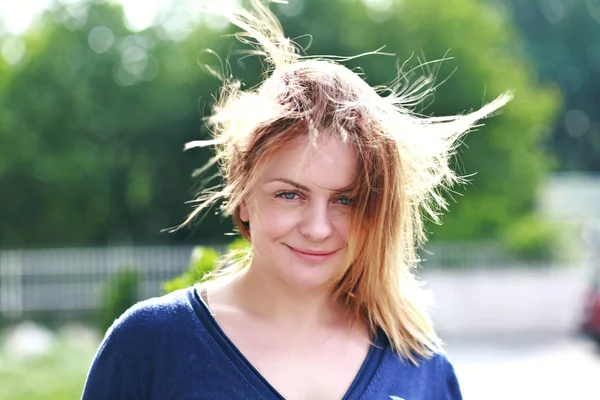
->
[298,202,333,242]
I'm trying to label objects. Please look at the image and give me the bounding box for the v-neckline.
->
[192,284,386,400]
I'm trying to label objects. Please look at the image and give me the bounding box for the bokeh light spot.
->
[88,26,115,54]
[1,37,26,65]
[564,109,591,138]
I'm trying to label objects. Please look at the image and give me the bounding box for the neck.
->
[228,263,346,328]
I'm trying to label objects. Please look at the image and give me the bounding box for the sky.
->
[0,0,188,35]
[0,0,390,37]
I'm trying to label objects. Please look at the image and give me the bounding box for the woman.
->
[82,1,510,399]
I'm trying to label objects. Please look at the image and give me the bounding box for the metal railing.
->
[0,246,195,319]
[0,241,580,319]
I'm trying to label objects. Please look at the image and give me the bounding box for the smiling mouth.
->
[285,245,338,256]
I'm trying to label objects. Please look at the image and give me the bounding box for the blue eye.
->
[276,191,299,200]
[336,197,354,206]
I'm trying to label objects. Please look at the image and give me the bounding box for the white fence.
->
[0,243,591,337]
[0,246,196,318]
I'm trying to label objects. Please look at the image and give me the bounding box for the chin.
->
[278,254,342,292]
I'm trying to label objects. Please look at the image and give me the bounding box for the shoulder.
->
[82,287,205,399]
[420,350,457,373]
[372,345,463,399]
[414,350,462,399]
[93,286,203,383]
[428,351,460,382]
[106,286,199,342]
[383,346,457,377]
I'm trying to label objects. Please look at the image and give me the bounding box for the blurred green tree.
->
[0,1,231,247]
[0,0,560,252]
[497,0,600,172]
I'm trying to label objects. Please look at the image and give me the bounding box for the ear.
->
[239,199,249,223]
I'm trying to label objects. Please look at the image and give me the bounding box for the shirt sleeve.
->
[81,330,139,400]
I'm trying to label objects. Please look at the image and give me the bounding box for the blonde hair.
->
[180,0,511,363]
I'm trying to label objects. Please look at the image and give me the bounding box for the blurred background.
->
[0,0,599,398]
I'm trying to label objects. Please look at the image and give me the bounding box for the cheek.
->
[334,214,353,244]
[249,201,299,239]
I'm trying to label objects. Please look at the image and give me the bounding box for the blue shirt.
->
[82,285,462,399]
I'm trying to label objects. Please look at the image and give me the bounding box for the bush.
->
[164,239,250,294]
[163,247,220,294]
[98,269,140,332]
[500,215,562,262]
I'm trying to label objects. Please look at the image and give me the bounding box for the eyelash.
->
[274,191,354,206]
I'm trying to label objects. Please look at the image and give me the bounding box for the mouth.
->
[284,245,339,262]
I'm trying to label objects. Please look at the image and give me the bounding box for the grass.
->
[0,331,100,400]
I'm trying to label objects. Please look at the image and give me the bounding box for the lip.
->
[285,245,338,262]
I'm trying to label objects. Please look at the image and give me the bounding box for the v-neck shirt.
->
[82,286,463,400]
[196,285,383,400]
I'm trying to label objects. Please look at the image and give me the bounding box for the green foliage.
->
[227,237,253,254]
[0,335,98,400]
[0,1,228,248]
[163,247,221,294]
[98,269,140,331]
[375,0,560,242]
[498,0,600,172]
[163,238,250,293]
[500,216,562,262]
[0,0,561,258]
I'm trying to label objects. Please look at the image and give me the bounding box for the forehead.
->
[261,135,358,190]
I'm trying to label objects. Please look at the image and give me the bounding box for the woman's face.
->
[239,135,358,291]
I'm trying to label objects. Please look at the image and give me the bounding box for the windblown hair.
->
[180,0,511,363]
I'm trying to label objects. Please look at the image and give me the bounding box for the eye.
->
[275,191,300,201]
[334,196,354,206]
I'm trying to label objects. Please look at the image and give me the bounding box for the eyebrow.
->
[266,178,355,194]
[267,178,310,191]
